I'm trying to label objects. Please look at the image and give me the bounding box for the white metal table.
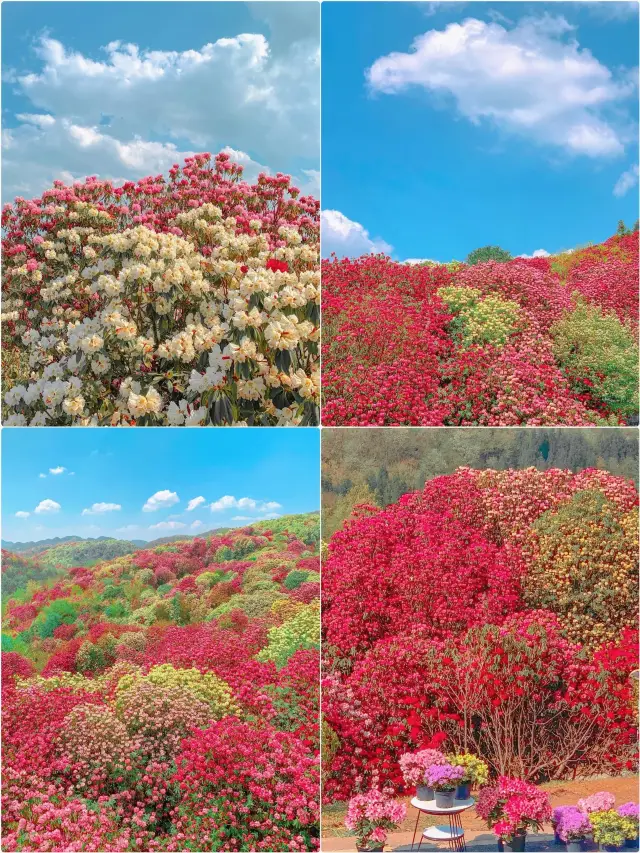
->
[410,796,475,852]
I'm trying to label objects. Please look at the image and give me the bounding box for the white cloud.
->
[143,490,179,512]
[81,502,122,516]
[149,520,187,532]
[49,466,66,475]
[3,24,319,201]
[210,495,281,513]
[260,512,282,520]
[186,496,206,512]
[260,501,282,512]
[191,520,204,530]
[517,248,551,258]
[15,511,30,519]
[613,163,639,197]
[232,515,255,522]
[38,473,46,479]
[367,16,634,158]
[34,499,61,514]
[321,210,392,259]
[403,258,438,265]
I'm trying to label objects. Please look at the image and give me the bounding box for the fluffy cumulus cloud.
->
[191,520,204,530]
[321,210,393,259]
[613,163,639,197]
[149,520,187,532]
[15,511,30,519]
[210,495,282,514]
[367,15,635,158]
[186,496,206,512]
[49,466,66,475]
[81,502,122,516]
[34,499,61,514]
[142,490,179,512]
[2,15,319,201]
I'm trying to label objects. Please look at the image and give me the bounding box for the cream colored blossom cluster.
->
[3,207,319,426]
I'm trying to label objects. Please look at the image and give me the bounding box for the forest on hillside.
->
[322,428,639,537]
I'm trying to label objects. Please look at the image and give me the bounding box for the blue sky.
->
[1,429,320,543]
[321,1,639,262]
[2,1,319,202]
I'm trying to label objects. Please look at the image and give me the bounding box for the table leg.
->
[411,809,421,851]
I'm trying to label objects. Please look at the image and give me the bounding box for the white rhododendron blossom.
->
[2,170,320,425]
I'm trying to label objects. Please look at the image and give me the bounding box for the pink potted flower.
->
[399,748,447,801]
[556,806,592,852]
[345,788,407,852]
[476,777,552,852]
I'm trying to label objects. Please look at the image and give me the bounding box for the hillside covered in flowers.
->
[2,513,320,851]
[322,232,638,426]
[2,152,320,427]
[322,468,639,802]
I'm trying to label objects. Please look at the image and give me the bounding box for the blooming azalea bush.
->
[2,153,319,426]
[476,777,552,841]
[322,232,638,425]
[344,788,406,851]
[322,469,639,801]
[554,807,592,843]
[2,513,320,851]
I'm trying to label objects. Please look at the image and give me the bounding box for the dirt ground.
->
[321,775,640,850]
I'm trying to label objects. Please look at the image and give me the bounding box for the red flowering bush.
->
[323,470,639,801]
[322,233,638,425]
[172,718,319,851]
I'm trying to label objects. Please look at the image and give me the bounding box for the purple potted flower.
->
[424,763,466,809]
[556,806,592,852]
[553,807,573,845]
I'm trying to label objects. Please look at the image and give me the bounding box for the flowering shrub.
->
[424,762,465,791]
[322,233,638,425]
[399,749,446,786]
[579,792,617,814]
[476,777,552,839]
[590,810,631,848]
[2,153,319,426]
[322,469,639,801]
[344,788,406,850]
[448,753,489,786]
[554,806,592,842]
[2,514,320,850]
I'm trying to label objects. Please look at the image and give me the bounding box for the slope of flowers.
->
[2,152,319,426]
[322,233,638,425]
[321,469,639,801]
[2,513,320,851]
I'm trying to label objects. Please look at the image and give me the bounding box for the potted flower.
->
[448,753,489,800]
[590,810,629,852]
[556,806,592,852]
[579,793,617,815]
[476,777,551,852]
[617,804,639,850]
[399,748,446,801]
[553,807,573,844]
[424,763,465,809]
[345,788,407,852]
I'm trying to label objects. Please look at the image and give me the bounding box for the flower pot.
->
[624,842,639,851]
[498,841,504,852]
[599,845,622,852]
[435,790,455,809]
[417,785,434,801]
[455,782,471,800]
[356,846,384,852]
[503,833,527,852]
[554,832,562,845]
[567,841,585,852]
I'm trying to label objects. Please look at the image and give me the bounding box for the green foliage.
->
[551,301,639,417]
[465,245,513,265]
[283,570,310,590]
[257,601,320,668]
[36,538,137,570]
